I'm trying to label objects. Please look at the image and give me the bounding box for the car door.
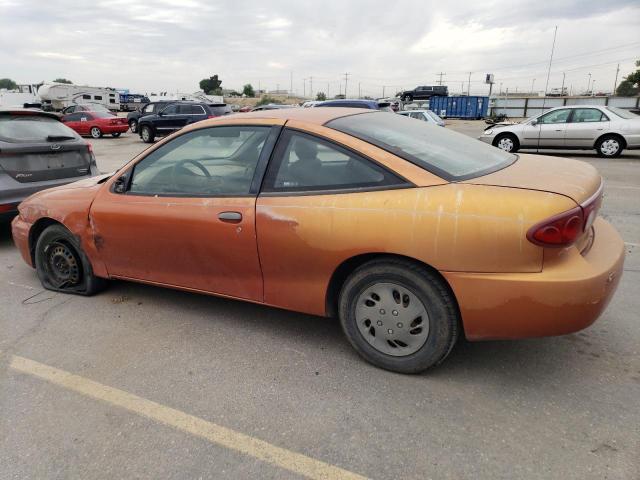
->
[77,113,92,135]
[563,108,610,148]
[61,113,81,132]
[154,103,179,132]
[89,124,281,301]
[530,108,571,148]
[255,129,410,315]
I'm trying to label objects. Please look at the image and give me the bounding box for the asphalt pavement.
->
[1,119,639,480]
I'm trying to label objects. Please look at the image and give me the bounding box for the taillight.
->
[527,206,584,247]
[207,115,215,119]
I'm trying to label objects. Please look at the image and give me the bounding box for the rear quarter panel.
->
[256,184,576,316]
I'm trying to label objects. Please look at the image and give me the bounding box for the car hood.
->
[464,153,601,204]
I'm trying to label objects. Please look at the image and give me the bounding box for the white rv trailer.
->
[147,91,224,104]
[0,84,41,108]
[38,83,120,112]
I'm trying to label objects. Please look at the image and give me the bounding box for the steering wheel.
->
[173,159,211,178]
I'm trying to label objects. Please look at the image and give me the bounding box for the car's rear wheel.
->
[35,224,107,295]
[129,119,138,133]
[596,135,623,158]
[493,133,519,153]
[338,258,459,374]
[111,132,121,138]
[140,125,155,143]
[90,126,102,139]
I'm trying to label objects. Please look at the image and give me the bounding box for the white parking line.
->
[9,355,367,480]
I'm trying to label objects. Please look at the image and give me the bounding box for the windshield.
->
[327,112,516,181]
[606,106,638,120]
[0,115,77,142]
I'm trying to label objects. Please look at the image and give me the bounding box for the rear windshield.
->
[327,112,516,180]
[606,106,638,120]
[0,115,77,143]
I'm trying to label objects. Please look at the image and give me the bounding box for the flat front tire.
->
[35,224,107,295]
[338,258,459,374]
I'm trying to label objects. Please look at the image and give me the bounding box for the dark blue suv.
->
[138,102,230,143]
[315,99,393,111]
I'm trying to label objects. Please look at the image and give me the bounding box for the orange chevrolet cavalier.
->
[12,108,624,373]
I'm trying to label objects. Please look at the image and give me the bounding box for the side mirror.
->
[531,119,538,126]
[113,175,128,194]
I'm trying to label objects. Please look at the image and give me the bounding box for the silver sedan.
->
[479,105,640,157]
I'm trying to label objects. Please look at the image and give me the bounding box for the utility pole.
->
[358,82,361,98]
[613,63,620,94]
[382,86,385,98]
[591,80,596,96]
[302,78,306,98]
[309,76,313,98]
[561,72,566,96]
[290,71,293,95]
[327,82,330,98]
[587,72,592,95]
[531,78,536,95]
[343,72,350,98]
[467,72,472,96]
[436,72,446,85]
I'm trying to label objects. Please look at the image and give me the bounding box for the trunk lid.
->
[0,141,92,183]
[464,153,601,204]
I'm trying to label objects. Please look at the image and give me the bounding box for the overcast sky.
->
[1,0,638,98]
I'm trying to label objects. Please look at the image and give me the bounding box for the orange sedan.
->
[11,108,624,373]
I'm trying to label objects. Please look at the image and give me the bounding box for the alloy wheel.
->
[497,137,514,152]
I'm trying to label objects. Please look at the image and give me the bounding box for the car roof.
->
[0,109,61,121]
[317,99,378,107]
[225,107,374,125]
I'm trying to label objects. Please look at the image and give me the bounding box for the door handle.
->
[218,211,242,223]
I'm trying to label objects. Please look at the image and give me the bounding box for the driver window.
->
[538,109,571,124]
[128,126,270,196]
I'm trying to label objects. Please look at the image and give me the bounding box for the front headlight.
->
[484,129,493,135]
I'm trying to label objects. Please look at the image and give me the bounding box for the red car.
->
[62,111,129,139]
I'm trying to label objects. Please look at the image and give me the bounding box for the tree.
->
[243,83,255,97]
[53,78,73,84]
[616,60,640,96]
[199,75,222,95]
[0,78,17,90]
[315,92,326,101]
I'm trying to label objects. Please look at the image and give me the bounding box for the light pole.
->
[587,73,592,95]
[467,72,472,96]
[561,72,566,96]
[531,78,536,95]
[591,80,596,96]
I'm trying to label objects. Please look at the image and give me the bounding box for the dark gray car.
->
[0,109,99,220]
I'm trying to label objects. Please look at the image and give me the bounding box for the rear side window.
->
[82,95,91,99]
[262,130,406,193]
[571,109,607,123]
[161,104,179,115]
[0,116,77,142]
[93,95,103,100]
[327,112,516,181]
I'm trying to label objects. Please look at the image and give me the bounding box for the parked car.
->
[137,101,218,143]
[398,109,445,126]
[126,100,173,133]
[208,103,233,116]
[61,103,113,115]
[62,111,129,138]
[315,99,393,111]
[251,104,294,111]
[0,109,98,220]
[11,109,623,373]
[397,86,448,102]
[479,105,640,157]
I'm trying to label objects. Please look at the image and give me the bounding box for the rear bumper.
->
[0,169,99,207]
[444,217,624,340]
[100,124,129,134]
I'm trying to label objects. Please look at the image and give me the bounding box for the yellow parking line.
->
[10,355,368,480]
